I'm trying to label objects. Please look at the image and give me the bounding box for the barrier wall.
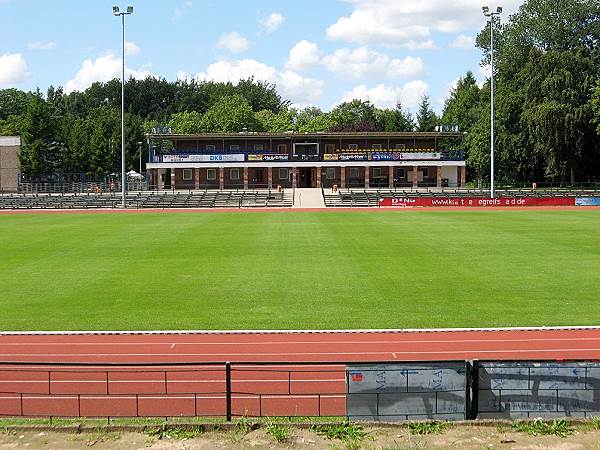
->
[346,363,469,421]
[379,197,576,208]
[2,360,600,421]
[477,361,600,419]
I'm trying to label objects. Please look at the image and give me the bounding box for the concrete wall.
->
[441,166,458,187]
[478,361,600,419]
[346,363,468,421]
[0,136,20,192]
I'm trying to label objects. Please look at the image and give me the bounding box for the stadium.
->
[1,0,600,446]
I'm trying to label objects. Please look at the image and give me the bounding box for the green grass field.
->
[0,210,599,331]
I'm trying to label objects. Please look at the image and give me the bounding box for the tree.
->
[475,0,600,183]
[168,111,203,134]
[255,109,296,132]
[416,96,438,132]
[328,99,377,131]
[0,88,33,120]
[199,95,260,132]
[19,93,60,177]
[593,79,600,135]
[442,72,481,132]
[393,101,416,132]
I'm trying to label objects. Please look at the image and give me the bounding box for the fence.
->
[1,360,600,421]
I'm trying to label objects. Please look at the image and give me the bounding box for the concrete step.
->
[293,188,325,209]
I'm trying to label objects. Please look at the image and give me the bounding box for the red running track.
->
[1,327,600,418]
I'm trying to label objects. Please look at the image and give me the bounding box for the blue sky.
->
[0,0,524,113]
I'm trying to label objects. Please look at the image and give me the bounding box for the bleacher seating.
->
[323,188,599,207]
[0,190,293,210]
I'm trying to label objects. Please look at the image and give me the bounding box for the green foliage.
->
[235,416,258,434]
[312,422,367,442]
[199,95,260,132]
[442,71,482,132]
[329,99,377,131]
[512,419,573,437]
[146,425,204,440]
[265,421,289,442]
[592,79,600,135]
[416,96,438,132]
[255,108,295,132]
[474,0,600,183]
[408,421,447,435]
[168,110,203,134]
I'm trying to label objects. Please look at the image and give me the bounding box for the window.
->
[182,169,193,181]
[348,143,358,151]
[230,168,240,180]
[229,144,240,151]
[254,144,264,151]
[397,168,406,179]
[395,143,406,150]
[206,144,216,152]
[349,167,359,178]
[326,168,335,180]
[372,144,382,150]
[325,144,335,153]
[277,144,287,153]
[373,168,383,178]
[421,168,429,179]
[279,168,289,180]
[207,168,217,180]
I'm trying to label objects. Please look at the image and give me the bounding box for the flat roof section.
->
[147,131,464,140]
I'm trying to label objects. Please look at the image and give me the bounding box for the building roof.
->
[146,131,464,140]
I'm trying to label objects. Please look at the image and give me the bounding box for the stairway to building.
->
[293,188,326,208]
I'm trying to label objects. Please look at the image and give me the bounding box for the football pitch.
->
[0,209,599,331]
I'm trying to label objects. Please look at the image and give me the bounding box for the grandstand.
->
[0,189,292,210]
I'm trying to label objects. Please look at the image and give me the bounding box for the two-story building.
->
[145,131,466,190]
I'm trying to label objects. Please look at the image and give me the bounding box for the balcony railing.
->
[150,150,465,164]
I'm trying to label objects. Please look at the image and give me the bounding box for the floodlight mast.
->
[482,5,502,199]
[113,5,134,208]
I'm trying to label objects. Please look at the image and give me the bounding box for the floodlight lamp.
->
[497,6,503,13]
[127,6,134,13]
[113,5,120,15]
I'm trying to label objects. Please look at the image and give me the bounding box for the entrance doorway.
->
[298,167,313,188]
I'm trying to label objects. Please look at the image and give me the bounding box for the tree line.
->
[1,0,599,184]
[0,78,439,179]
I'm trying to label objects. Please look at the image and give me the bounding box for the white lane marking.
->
[170,344,175,349]
[3,337,600,346]
[392,353,398,359]
[1,348,600,357]
[1,326,599,336]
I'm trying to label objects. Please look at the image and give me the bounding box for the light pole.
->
[482,5,502,199]
[113,5,134,208]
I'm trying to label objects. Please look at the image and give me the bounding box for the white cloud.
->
[324,46,425,80]
[449,34,476,50]
[286,40,322,71]
[27,41,57,51]
[327,0,522,48]
[341,80,428,109]
[124,41,140,56]
[65,53,155,93]
[260,12,285,34]
[194,58,324,104]
[0,53,30,86]
[173,0,193,20]
[214,32,249,53]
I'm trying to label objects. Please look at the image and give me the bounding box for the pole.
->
[121,13,126,208]
[490,16,495,199]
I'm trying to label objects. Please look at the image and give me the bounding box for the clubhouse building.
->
[145,131,466,190]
